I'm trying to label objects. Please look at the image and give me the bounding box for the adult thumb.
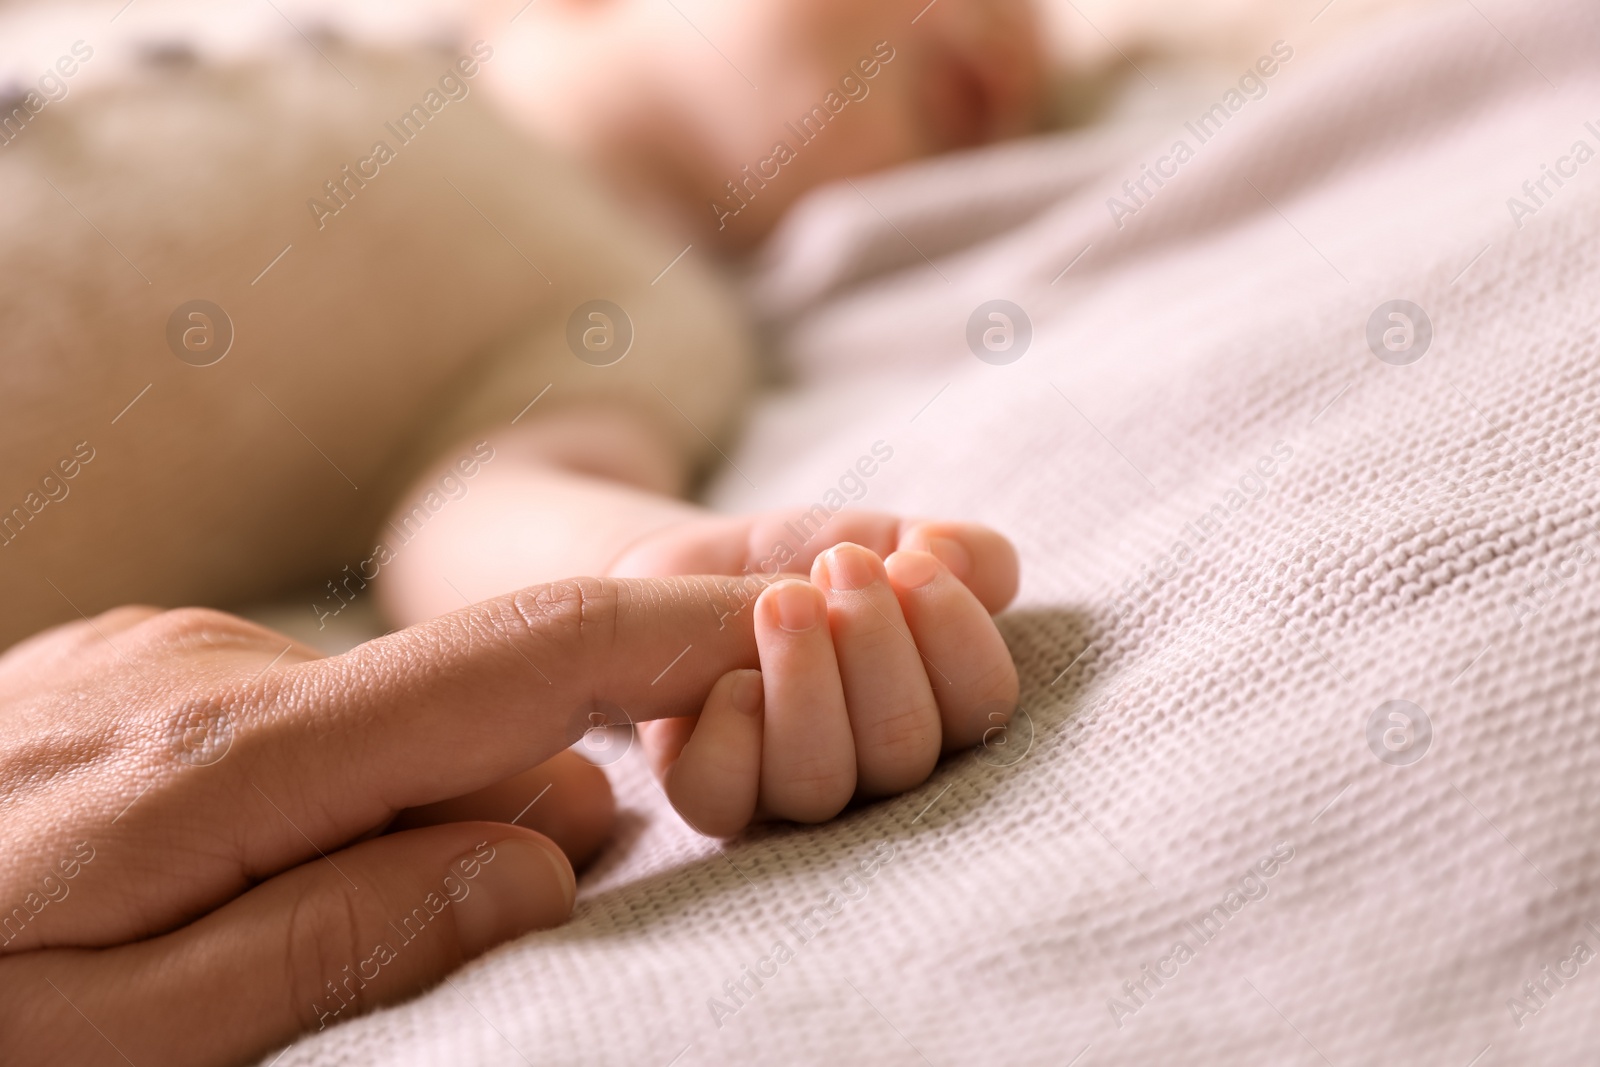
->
[0,823,573,1066]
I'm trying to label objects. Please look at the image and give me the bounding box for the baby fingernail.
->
[822,544,878,591]
[731,670,764,718]
[452,838,576,959]
[925,537,972,580]
[886,550,941,590]
[773,581,820,631]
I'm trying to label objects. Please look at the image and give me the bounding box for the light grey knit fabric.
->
[277,0,1600,1063]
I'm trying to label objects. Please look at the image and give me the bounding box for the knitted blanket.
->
[281,0,1600,1062]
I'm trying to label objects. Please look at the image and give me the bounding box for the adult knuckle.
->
[0,958,66,1061]
[86,604,166,636]
[507,578,621,658]
[129,606,271,652]
[281,883,367,1027]
[0,606,169,674]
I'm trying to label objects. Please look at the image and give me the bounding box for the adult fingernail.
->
[822,544,878,592]
[925,536,972,581]
[886,550,941,591]
[452,837,575,958]
[773,581,820,632]
[731,670,764,718]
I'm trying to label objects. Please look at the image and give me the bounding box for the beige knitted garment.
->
[281,0,1600,1062]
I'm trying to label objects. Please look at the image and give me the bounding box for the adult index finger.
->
[275,574,770,826]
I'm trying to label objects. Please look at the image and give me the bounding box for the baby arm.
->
[375,401,707,623]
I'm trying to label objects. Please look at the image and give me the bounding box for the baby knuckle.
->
[956,651,1019,706]
[770,764,854,823]
[863,704,940,761]
[782,791,851,825]
[692,813,748,839]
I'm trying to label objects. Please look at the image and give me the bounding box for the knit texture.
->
[278,0,1600,1062]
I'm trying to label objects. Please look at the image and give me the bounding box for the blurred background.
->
[1,0,1441,136]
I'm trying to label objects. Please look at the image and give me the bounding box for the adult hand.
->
[0,577,764,1066]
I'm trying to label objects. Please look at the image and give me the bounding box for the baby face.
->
[688,0,1046,164]
[481,0,1047,249]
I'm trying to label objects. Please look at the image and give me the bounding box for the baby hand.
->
[609,510,1018,617]
[614,514,1020,834]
